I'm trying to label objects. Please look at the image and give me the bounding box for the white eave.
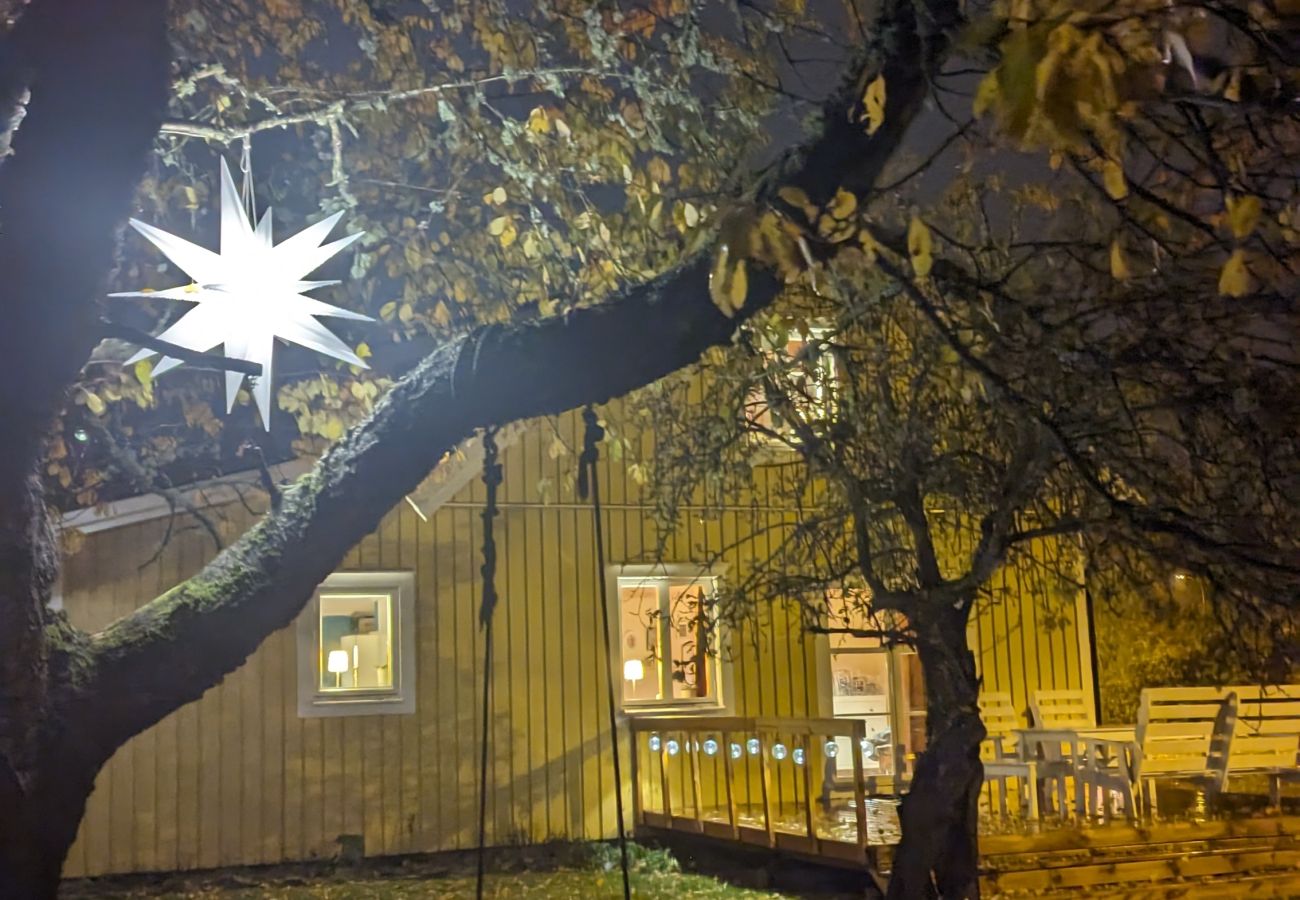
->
[58,425,519,535]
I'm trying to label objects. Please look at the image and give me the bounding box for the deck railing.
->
[629,715,886,862]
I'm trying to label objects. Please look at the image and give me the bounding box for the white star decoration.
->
[112,158,371,429]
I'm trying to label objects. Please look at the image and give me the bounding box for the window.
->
[613,567,727,713]
[297,571,416,717]
[822,591,925,778]
[744,327,838,440]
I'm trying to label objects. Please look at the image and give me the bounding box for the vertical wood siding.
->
[61,408,1089,876]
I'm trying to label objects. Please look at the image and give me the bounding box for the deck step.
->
[1010,868,1300,899]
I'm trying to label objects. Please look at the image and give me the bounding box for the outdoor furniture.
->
[1031,688,1135,741]
[980,693,1073,820]
[1076,688,1237,821]
[1151,685,1300,811]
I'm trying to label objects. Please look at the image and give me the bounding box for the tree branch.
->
[98,319,263,376]
[83,0,961,748]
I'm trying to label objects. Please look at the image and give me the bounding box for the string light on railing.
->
[667,739,680,757]
[746,738,761,756]
[730,743,743,760]
[793,748,806,766]
[703,738,719,756]
[824,741,839,759]
[772,743,788,761]
[648,735,661,752]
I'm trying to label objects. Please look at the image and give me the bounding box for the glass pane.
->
[830,650,893,775]
[619,583,661,702]
[667,582,713,700]
[319,592,394,691]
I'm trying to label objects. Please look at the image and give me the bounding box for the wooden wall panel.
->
[60,405,1092,877]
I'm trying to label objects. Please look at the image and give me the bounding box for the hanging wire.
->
[239,134,257,221]
[475,427,502,900]
[579,406,633,900]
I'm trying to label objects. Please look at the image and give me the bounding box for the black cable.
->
[580,406,632,900]
[475,427,502,900]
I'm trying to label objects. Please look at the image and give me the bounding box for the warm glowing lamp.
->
[327,650,350,688]
[623,658,644,693]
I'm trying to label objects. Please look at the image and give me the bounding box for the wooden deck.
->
[630,717,1300,894]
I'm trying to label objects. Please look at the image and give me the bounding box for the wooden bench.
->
[1077,687,1237,820]
[1152,685,1300,810]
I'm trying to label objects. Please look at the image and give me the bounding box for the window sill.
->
[621,702,728,719]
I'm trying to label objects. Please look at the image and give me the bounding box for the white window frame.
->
[297,570,417,718]
[607,563,732,717]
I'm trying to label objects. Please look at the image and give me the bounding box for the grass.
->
[112,869,788,898]
[66,846,793,899]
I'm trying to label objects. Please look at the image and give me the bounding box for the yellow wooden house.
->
[57,402,1094,878]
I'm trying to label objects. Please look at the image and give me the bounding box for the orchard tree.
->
[635,0,1300,895]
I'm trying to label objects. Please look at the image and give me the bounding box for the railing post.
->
[759,731,776,848]
[631,723,643,827]
[660,731,673,821]
[689,735,705,832]
[721,730,739,839]
[852,722,869,852]
[800,735,818,844]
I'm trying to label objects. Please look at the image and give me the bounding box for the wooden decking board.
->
[986,848,1300,892]
[980,815,1300,856]
[998,869,1300,899]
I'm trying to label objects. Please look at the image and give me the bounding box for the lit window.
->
[745,327,837,440]
[616,569,725,712]
[297,571,416,717]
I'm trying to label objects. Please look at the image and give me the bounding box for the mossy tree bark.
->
[886,603,986,900]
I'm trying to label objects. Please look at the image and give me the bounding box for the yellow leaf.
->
[134,359,153,389]
[1218,249,1250,296]
[861,74,887,135]
[85,393,106,416]
[485,186,507,205]
[828,189,857,221]
[498,221,518,248]
[777,186,816,220]
[321,416,345,441]
[1109,239,1130,280]
[683,202,699,228]
[708,244,748,317]
[907,215,933,277]
[355,342,372,360]
[527,106,550,133]
[1102,159,1127,201]
[488,215,509,236]
[1226,194,1261,240]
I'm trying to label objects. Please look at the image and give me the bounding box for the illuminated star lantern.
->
[112,158,370,429]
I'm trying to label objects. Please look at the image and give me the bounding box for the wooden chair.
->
[1031,688,1096,732]
[1077,688,1237,820]
[980,693,1039,820]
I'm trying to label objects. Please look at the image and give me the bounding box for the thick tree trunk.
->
[0,755,99,899]
[887,605,985,900]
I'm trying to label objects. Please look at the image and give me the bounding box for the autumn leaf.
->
[527,106,550,133]
[708,243,748,317]
[861,74,886,135]
[84,392,106,416]
[1102,159,1127,201]
[488,216,510,236]
[1218,249,1250,297]
[827,188,857,221]
[1226,194,1261,240]
[908,215,933,277]
[1109,239,1130,280]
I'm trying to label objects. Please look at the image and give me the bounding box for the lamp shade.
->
[623,658,645,682]
[327,650,350,674]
